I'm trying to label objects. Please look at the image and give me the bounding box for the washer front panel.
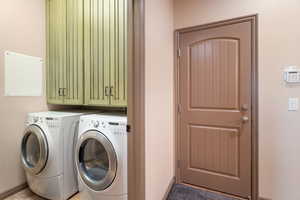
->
[76,130,117,191]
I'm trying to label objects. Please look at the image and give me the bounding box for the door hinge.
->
[177,160,181,168]
[177,104,182,113]
[177,48,181,57]
[126,125,131,133]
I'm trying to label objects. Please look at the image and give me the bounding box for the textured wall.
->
[145,0,175,199]
[174,0,300,199]
[0,0,47,194]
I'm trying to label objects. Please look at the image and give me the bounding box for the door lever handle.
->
[241,116,249,123]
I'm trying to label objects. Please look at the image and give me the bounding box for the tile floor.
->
[4,188,80,200]
[167,184,243,200]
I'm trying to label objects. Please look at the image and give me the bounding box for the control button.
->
[94,121,100,128]
[33,117,39,123]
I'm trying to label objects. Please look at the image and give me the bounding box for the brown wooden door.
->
[178,20,252,198]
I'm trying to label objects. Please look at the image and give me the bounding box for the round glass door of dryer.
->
[21,125,48,175]
[76,131,117,191]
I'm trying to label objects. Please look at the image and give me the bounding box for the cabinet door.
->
[46,0,66,104]
[64,0,84,105]
[109,0,128,107]
[84,0,110,106]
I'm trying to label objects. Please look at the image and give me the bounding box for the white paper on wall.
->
[4,51,43,96]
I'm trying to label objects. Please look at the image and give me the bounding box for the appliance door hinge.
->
[126,125,131,133]
[177,48,181,57]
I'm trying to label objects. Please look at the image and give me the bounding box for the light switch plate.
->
[288,98,299,111]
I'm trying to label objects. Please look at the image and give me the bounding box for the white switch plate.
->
[288,98,299,111]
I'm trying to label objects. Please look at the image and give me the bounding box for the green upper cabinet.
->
[84,0,128,107]
[64,0,84,105]
[46,0,127,107]
[46,0,66,104]
[109,0,128,107]
[46,0,84,105]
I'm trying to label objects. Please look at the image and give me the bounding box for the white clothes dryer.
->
[76,114,127,200]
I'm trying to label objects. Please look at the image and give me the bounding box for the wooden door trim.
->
[127,0,145,200]
[174,15,258,200]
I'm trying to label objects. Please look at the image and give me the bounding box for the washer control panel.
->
[45,117,60,128]
[27,116,43,125]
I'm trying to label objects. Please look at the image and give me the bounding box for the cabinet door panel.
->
[46,0,66,104]
[110,0,127,106]
[64,0,84,105]
[84,0,110,106]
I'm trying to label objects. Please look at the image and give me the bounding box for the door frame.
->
[174,15,258,200]
[127,0,146,200]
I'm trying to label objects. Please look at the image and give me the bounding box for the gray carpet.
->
[167,184,241,200]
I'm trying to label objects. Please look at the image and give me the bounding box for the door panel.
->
[189,125,239,178]
[84,0,110,106]
[190,39,239,110]
[64,0,84,105]
[179,21,252,198]
[110,0,128,106]
[46,0,66,104]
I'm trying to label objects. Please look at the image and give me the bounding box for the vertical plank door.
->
[84,0,110,106]
[46,0,66,104]
[109,0,128,107]
[178,20,253,198]
[64,0,84,105]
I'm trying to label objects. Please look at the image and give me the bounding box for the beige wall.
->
[174,0,300,199]
[0,0,47,194]
[145,0,174,199]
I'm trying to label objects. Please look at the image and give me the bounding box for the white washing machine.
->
[75,114,127,200]
[21,111,90,200]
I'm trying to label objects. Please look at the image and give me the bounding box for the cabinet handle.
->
[105,86,109,96]
[58,88,62,96]
[109,86,114,96]
[63,88,67,96]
